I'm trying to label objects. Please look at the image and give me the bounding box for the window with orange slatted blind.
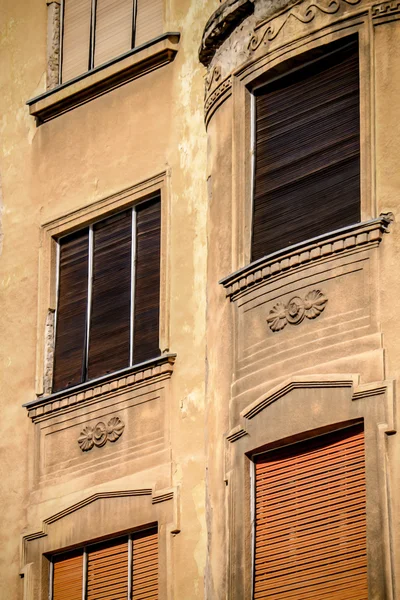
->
[51,527,158,600]
[61,0,164,83]
[253,424,368,600]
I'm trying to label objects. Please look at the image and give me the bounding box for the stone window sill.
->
[23,353,176,421]
[220,216,393,300]
[27,33,180,124]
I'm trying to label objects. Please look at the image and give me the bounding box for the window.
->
[251,37,360,261]
[50,527,158,599]
[253,424,367,599]
[61,0,163,83]
[53,195,161,392]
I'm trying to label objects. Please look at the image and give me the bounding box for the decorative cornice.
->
[27,33,180,124]
[220,216,393,300]
[248,0,362,54]
[78,416,125,451]
[24,354,176,421]
[372,0,400,16]
[199,0,254,67]
[205,75,233,126]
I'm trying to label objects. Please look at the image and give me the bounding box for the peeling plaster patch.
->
[180,389,202,419]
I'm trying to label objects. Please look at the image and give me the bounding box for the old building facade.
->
[0,0,399,598]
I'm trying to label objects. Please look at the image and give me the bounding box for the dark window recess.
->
[52,195,161,392]
[252,38,360,261]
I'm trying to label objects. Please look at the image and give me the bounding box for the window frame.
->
[231,21,374,272]
[48,525,158,600]
[35,174,170,398]
[59,0,164,85]
[53,197,161,392]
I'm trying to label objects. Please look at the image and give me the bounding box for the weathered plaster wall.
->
[0,0,217,597]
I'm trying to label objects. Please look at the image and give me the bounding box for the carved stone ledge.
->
[199,0,255,67]
[372,0,400,16]
[24,354,176,422]
[220,216,392,300]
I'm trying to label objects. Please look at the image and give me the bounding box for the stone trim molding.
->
[220,216,393,300]
[24,353,176,422]
[27,33,180,124]
[248,0,362,54]
[204,74,233,126]
[199,0,254,67]
[372,0,400,16]
[226,374,397,442]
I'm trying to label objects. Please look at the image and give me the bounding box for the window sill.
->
[220,216,393,300]
[23,353,176,421]
[27,32,180,124]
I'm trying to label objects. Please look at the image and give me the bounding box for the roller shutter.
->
[253,424,367,599]
[53,551,83,600]
[87,538,129,599]
[132,528,159,599]
[252,38,360,261]
[135,0,163,47]
[61,0,92,82]
[94,0,134,67]
[133,196,161,364]
[53,229,89,391]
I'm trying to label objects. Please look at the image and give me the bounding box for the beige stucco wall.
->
[0,0,217,597]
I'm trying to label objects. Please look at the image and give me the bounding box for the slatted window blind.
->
[53,195,161,392]
[252,38,360,261]
[253,424,367,600]
[51,529,158,600]
[61,0,163,83]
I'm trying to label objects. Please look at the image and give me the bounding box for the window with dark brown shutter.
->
[52,195,161,392]
[253,424,367,600]
[61,0,164,83]
[252,37,360,262]
[50,528,158,600]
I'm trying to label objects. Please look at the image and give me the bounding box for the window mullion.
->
[85,225,94,381]
[82,549,88,600]
[130,208,137,367]
[89,0,97,70]
[131,0,138,48]
[49,559,54,600]
[128,535,133,600]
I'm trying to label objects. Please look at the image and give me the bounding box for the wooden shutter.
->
[87,211,131,380]
[53,551,83,600]
[253,424,367,600]
[61,0,92,83]
[133,197,161,364]
[94,0,134,67]
[132,528,158,599]
[252,38,360,261]
[53,230,89,392]
[87,538,129,599]
[134,0,163,47]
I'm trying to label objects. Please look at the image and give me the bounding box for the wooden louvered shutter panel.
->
[134,0,163,47]
[254,424,367,600]
[61,0,92,83]
[53,230,89,392]
[252,39,360,261]
[87,538,129,599]
[53,551,83,600]
[94,0,134,67]
[133,197,161,364]
[132,528,158,599]
[87,211,131,380]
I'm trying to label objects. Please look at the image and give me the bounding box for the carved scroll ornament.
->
[78,416,125,452]
[267,289,328,332]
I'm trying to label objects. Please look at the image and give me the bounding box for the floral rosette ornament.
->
[267,290,328,332]
[78,416,125,451]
